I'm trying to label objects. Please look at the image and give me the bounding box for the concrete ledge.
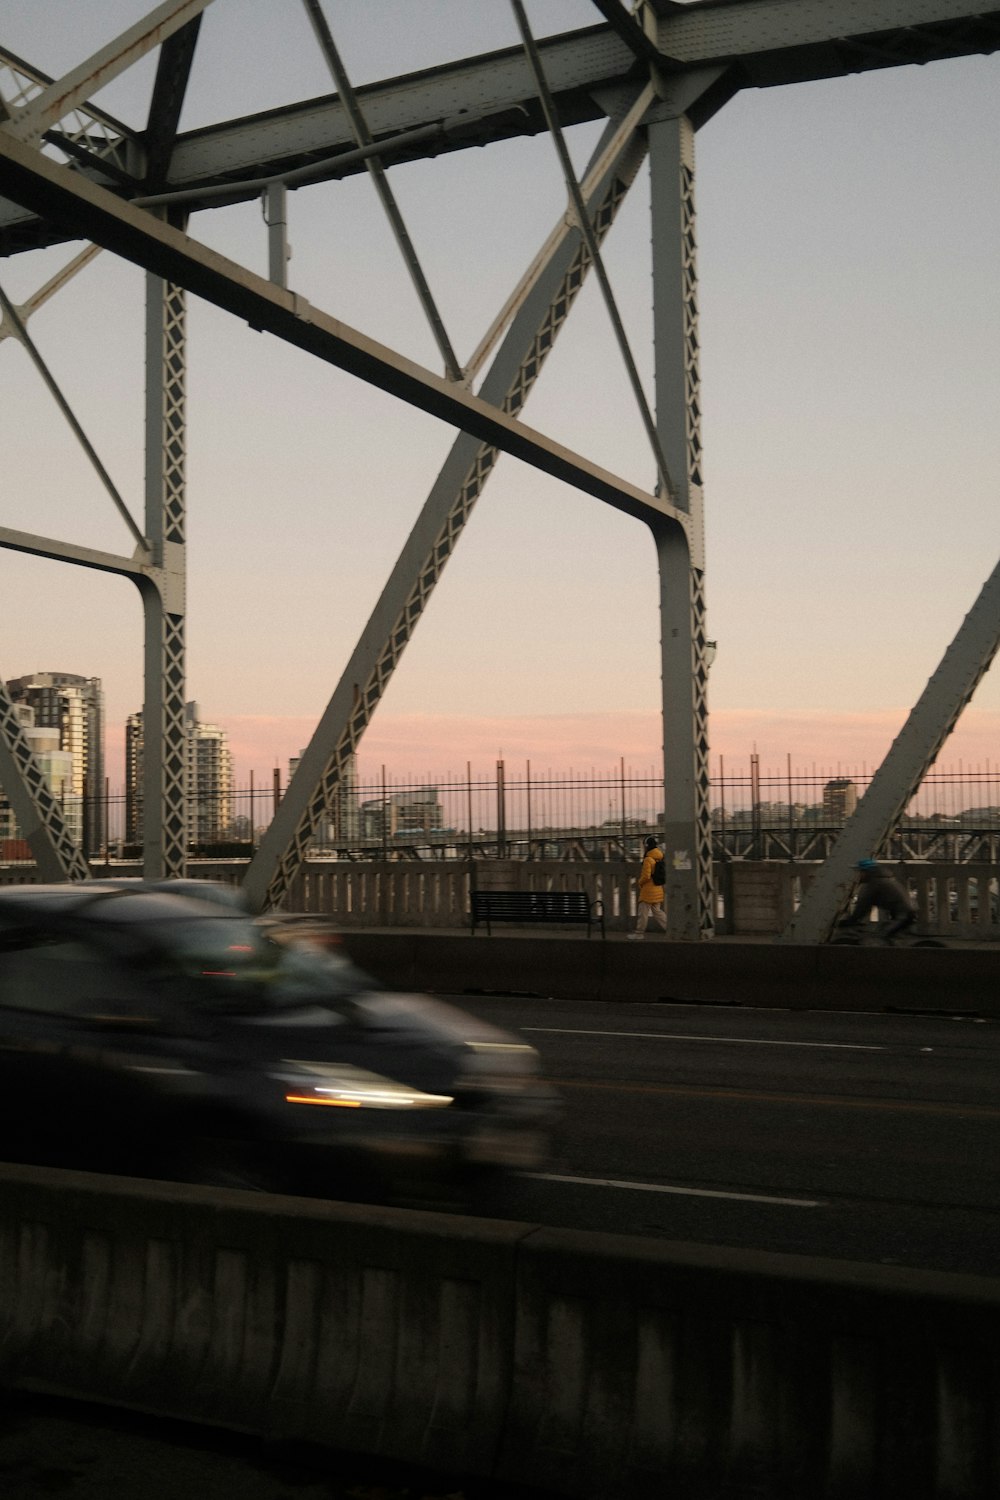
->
[339,931,1000,1015]
[1,1163,999,1496]
[0,1165,523,1478]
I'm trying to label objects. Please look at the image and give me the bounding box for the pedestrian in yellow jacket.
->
[629,835,667,939]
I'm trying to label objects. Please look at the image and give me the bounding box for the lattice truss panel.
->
[266,169,639,907]
[155,283,188,879]
[689,565,713,936]
[0,681,89,881]
[679,155,702,496]
[1,0,997,934]
[0,48,131,171]
[161,284,187,547]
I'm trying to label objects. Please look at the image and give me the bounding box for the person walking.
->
[838,858,916,942]
[629,835,668,939]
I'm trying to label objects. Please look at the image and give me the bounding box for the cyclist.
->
[838,858,916,942]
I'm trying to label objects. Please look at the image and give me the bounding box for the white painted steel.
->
[2,0,213,146]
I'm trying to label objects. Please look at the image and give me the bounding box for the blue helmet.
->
[856,858,879,871]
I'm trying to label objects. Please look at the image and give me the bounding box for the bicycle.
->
[830,920,947,949]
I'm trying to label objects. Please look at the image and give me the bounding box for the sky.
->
[1,0,998,791]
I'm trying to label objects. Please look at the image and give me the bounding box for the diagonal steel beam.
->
[590,0,674,66]
[242,105,652,911]
[512,0,674,502]
[0,127,685,535]
[7,2,997,254]
[144,16,204,189]
[782,558,1000,943]
[301,0,462,382]
[0,676,91,882]
[463,81,656,382]
[0,245,102,345]
[2,0,215,146]
[0,282,148,553]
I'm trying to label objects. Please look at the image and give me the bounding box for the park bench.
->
[470,889,605,937]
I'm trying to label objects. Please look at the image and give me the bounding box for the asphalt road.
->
[444,995,1000,1276]
[4,996,997,1495]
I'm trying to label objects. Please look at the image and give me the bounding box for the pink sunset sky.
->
[4,4,999,809]
[131,705,1000,789]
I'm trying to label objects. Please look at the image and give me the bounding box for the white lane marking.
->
[524,1171,822,1208]
[524,1027,884,1051]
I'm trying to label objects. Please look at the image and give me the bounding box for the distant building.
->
[360,787,444,844]
[124,711,144,845]
[5,672,104,853]
[822,778,858,823]
[185,703,233,844]
[125,702,233,846]
[287,750,360,845]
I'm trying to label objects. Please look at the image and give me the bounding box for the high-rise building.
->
[186,703,233,844]
[124,711,144,845]
[822,778,858,823]
[5,672,104,854]
[125,702,233,847]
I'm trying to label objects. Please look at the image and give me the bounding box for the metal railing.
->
[5,758,1000,865]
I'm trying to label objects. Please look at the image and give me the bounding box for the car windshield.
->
[140,916,365,1014]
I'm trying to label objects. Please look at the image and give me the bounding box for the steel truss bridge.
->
[1,0,999,940]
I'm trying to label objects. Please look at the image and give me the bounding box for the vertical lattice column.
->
[141,272,188,879]
[650,111,713,939]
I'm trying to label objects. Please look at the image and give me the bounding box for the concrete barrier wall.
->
[1,1163,998,1498]
[340,931,1000,1017]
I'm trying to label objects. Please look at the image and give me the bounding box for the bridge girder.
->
[0,0,996,933]
[2,0,999,252]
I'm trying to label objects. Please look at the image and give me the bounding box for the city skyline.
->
[1,3,998,796]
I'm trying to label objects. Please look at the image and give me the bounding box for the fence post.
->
[497,758,507,860]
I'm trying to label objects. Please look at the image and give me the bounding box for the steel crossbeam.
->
[5,2,997,252]
[3,0,213,147]
[0,128,684,537]
[242,103,654,912]
[0,0,996,935]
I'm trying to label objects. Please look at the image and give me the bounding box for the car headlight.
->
[278,1060,453,1111]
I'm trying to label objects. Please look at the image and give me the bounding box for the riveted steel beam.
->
[0,129,684,537]
[3,0,214,146]
[4,2,997,254]
[242,103,653,912]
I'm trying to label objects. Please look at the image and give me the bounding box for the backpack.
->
[652,855,666,885]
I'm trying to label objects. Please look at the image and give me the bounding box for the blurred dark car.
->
[0,882,556,1195]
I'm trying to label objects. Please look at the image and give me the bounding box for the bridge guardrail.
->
[0,858,996,941]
